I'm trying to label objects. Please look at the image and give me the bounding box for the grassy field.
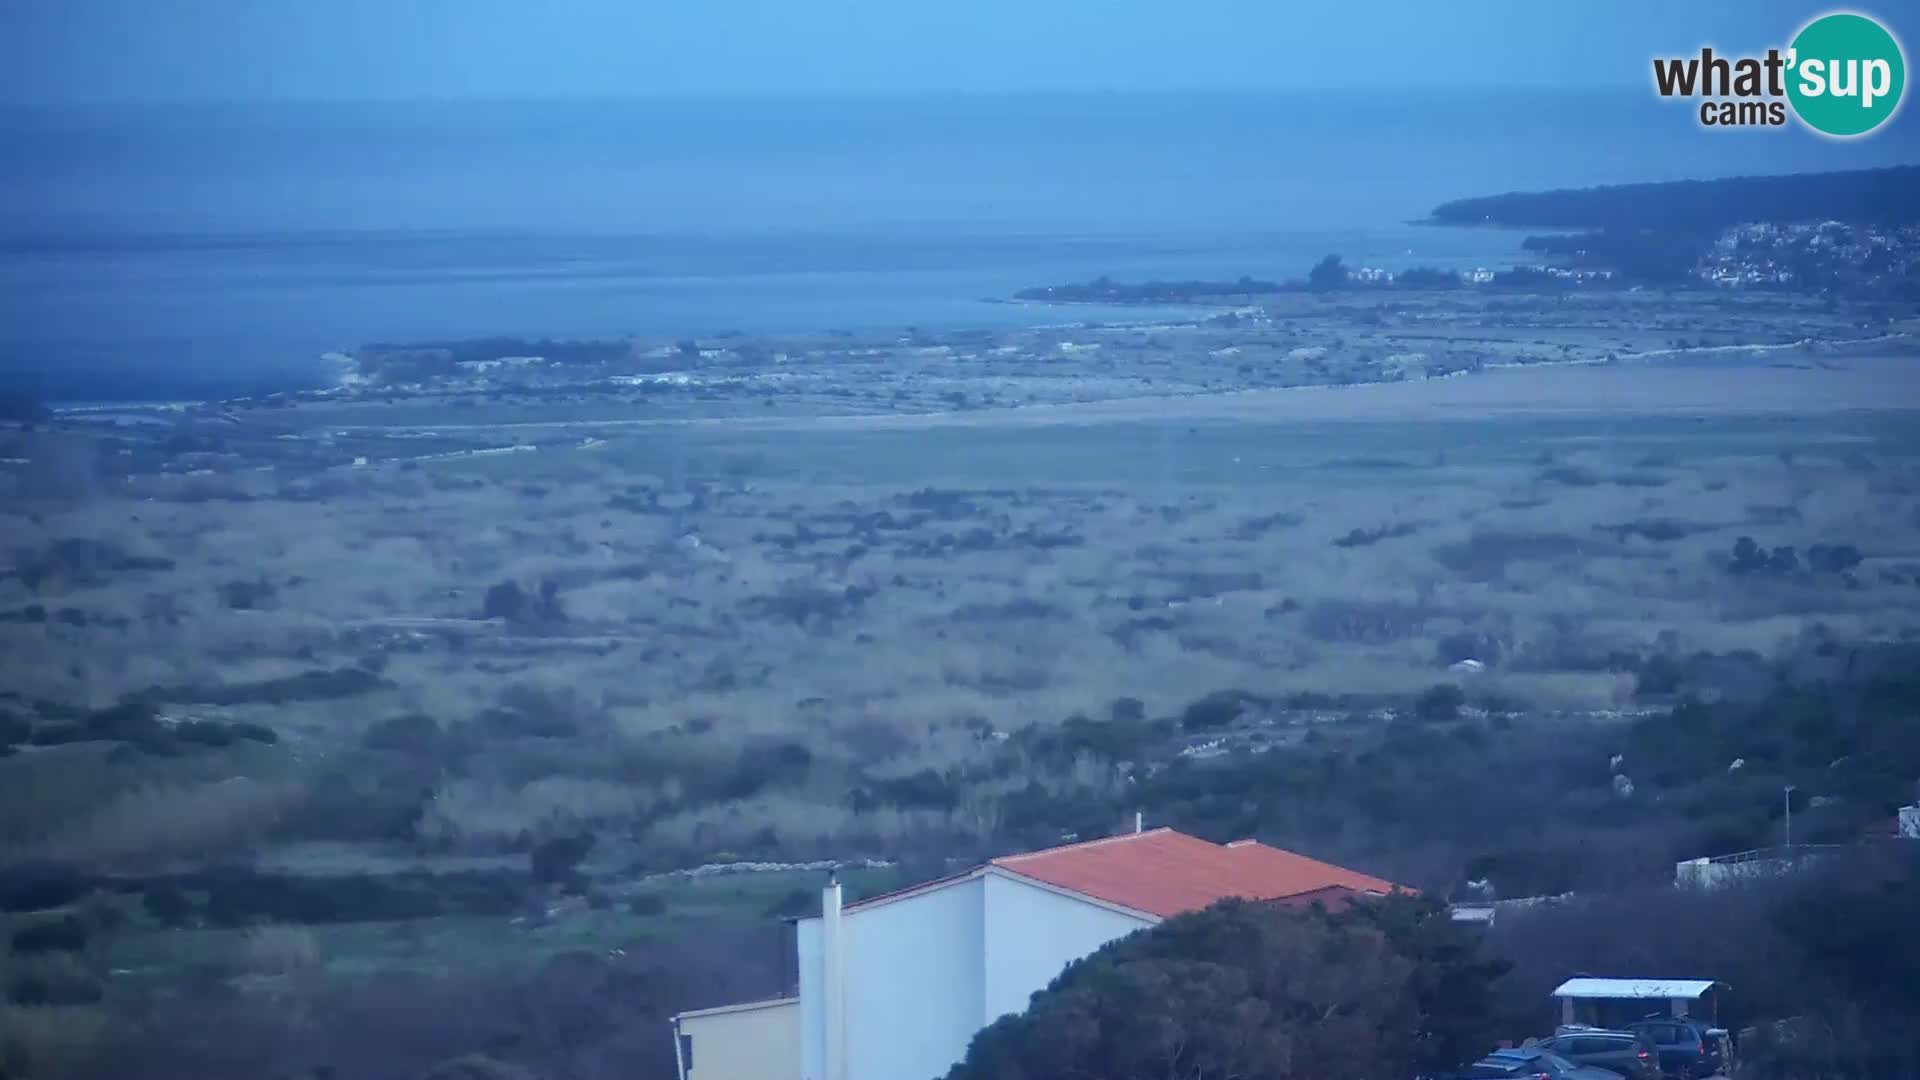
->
[95,865,903,982]
[4,327,1920,1080]
[6,358,1920,873]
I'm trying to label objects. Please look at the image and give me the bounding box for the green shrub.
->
[948,895,1502,1080]
[0,868,97,914]
[6,953,102,1007]
[0,711,30,748]
[282,766,435,843]
[1181,690,1261,731]
[759,889,810,919]
[141,883,194,926]
[364,713,446,755]
[179,867,527,926]
[419,1054,538,1080]
[9,916,88,955]
[1414,684,1466,723]
[170,720,236,747]
[530,834,594,886]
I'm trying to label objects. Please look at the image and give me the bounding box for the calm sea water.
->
[2,92,1914,400]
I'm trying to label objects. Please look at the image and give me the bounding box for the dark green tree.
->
[1397,266,1463,289]
[1345,892,1511,1075]
[1308,255,1349,291]
[1415,684,1467,724]
[0,390,47,427]
[947,895,1503,1080]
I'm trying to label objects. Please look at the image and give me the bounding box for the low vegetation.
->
[1,297,1917,1078]
[950,895,1506,1080]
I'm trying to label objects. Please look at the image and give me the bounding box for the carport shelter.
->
[1552,978,1723,1028]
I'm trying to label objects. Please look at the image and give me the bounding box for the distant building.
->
[1449,903,1497,927]
[1674,845,1844,889]
[675,827,1406,1080]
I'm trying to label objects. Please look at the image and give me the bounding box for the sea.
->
[3,90,1916,401]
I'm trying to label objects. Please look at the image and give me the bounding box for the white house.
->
[676,827,1405,1080]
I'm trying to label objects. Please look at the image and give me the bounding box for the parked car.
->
[1458,1047,1628,1080]
[1625,1018,1730,1078]
[1537,1027,1661,1080]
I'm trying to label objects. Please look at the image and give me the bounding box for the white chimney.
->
[821,880,847,1080]
[1135,810,1144,834]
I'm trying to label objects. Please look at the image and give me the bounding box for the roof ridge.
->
[1231,842,1404,892]
[992,826,1178,864]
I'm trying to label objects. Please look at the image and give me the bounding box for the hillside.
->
[1429,166,1920,232]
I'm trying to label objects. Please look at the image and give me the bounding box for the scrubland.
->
[2,289,1918,1078]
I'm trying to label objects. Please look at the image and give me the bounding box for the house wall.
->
[980,872,1151,1023]
[1676,850,1843,889]
[681,1001,801,1080]
[795,873,1152,1080]
[797,877,987,1080]
[798,919,823,1080]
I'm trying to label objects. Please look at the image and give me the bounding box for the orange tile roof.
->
[989,828,1405,918]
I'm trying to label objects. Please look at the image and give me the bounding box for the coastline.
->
[44,310,1916,427]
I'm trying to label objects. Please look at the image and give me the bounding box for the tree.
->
[481,579,565,627]
[1756,854,1920,1079]
[1397,266,1462,289]
[1807,543,1863,575]
[1415,684,1467,724]
[0,390,47,428]
[947,895,1503,1080]
[1729,536,1766,574]
[1308,255,1349,291]
[1349,892,1510,1075]
[482,580,528,621]
[530,833,594,888]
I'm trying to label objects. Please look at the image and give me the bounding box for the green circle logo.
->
[1787,12,1906,136]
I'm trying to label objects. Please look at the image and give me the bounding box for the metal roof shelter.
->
[1554,979,1718,1000]
[1551,978,1723,1026]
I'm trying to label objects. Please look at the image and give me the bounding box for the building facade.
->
[673,997,801,1080]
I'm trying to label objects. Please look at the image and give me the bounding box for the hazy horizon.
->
[0,0,1881,104]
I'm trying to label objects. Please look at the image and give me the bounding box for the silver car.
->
[1463,1047,1630,1080]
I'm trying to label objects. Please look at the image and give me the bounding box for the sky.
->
[0,0,1882,104]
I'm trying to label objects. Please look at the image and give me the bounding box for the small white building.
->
[677,827,1404,1080]
[1674,845,1844,890]
[672,997,800,1080]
